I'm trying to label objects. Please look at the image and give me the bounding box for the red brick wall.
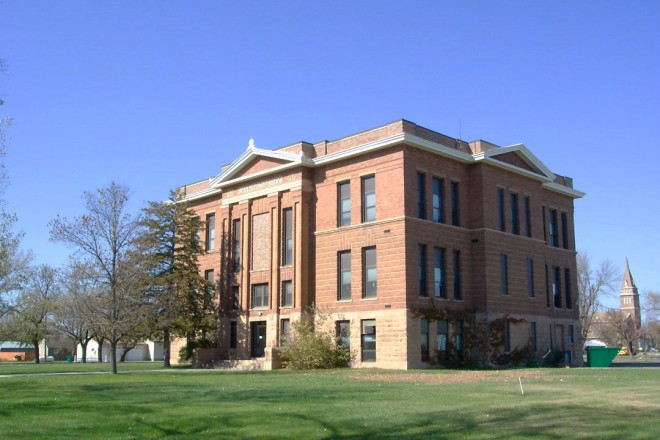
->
[179,122,582,368]
[314,147,408,312]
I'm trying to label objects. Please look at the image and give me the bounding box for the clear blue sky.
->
[1,1,658,307]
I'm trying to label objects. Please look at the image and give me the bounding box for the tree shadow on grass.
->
[212,402,660,440]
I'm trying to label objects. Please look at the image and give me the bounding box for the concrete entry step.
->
[214,359,268,371]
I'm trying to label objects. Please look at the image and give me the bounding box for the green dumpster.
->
[66,355,73,363]
[586,347,620,367]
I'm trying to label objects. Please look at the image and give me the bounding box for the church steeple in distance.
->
[620,258,641,328]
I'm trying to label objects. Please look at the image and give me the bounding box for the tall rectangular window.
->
[524,196,532,238]
[205,269,215,284]
[549,209,558,247]
[432,177,445,223]
[561,211,569,249]
[337,321,350,350]
[434,247,446,299]
[362,247,377,299]
[497,188,506,232]
[230,321,237,349]
[338,181,351,227]
[542,206,547,243]
[417,172,426,219]
[500,254,509,295]
[510,193,520,235]
[193,216,201,244]
[282,208,293,266]
[504,321,511,352]
[549,323,554,349]
[232,219,241,272]
[205,213,215,251]
[552,266,562,308]
[419,245,427,297]
[280,319,290,346]
[568,324,574,344]
[456,320,464,354]
[545,264,551,307]
[282,280,293,307]
[338,251,351,300]
[527,258,535,298]
[451,181,460,226]
[252,284,269,309]
[530,322,537,352]
[361,175,376,222]
[437,320,448,351]
[420,319,429,362]
[361,320,376,362]
[204,270,215,308]
[231,286,240,310]
[453,250,462,300]
[565,268,572,309]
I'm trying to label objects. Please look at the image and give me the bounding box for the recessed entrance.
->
[251,321,267,358]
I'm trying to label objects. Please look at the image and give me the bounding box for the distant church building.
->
[619,259,642,329]
[588,259,643,349]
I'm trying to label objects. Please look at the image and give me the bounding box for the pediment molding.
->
[210,140,312,188]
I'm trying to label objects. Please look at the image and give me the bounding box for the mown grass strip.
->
[1,368,658,439]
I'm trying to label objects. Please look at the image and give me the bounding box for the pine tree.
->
[139,191,217,366]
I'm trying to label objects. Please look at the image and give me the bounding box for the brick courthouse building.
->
[175,120,584,369]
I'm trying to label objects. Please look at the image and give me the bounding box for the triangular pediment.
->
[209,141,308,188]
[483,144,555,180]
[490,152,537,173]
[231,156,292,180]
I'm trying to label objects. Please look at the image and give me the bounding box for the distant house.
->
[76,340,165,362]
[0,342,35,362]
[39,329,76,361]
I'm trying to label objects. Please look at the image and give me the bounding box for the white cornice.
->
[312,133,407,166]
[542,182,585,198]
[179,187,222,202]
[312,133,473,166]
[403,133,474,163]
[183,128,584,203]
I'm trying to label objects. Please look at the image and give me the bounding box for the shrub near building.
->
[280,311,350,370]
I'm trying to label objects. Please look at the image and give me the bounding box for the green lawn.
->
[0,361,171,375]
[0,368,658,439]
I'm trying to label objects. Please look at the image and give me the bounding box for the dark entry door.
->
[251,322,267,357]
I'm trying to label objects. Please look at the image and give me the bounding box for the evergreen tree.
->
[139,191,216,366]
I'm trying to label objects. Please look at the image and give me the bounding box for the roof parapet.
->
[468,139,500,155]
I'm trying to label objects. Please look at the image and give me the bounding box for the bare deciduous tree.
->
[0,69,31,315]
[53,261,97,362]
[644,290,660,320]
[602,309,640,356]
[49,182,152,374]
[0,265,59,363]
[577,253,619,344]
[0,208,30,316]
[641,290,660,351]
